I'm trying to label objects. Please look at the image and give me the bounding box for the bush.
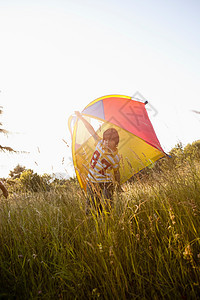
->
[184,140,200,161]
[19,169,51,192]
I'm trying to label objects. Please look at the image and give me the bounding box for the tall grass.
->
[0,160,200,299]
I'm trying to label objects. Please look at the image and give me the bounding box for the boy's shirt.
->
[87,140,120,183]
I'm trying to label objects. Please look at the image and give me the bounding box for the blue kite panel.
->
[82,100,105,120]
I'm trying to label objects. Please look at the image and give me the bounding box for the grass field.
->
[0,153,200,299]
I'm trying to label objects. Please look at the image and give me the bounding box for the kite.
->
[68,95,166,191]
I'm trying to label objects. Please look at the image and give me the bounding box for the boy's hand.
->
[75,111,82,119]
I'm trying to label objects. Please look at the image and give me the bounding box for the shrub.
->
[19,169,50,192]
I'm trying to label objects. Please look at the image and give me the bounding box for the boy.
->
[75,111,120,213]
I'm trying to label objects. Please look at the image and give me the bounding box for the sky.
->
[0,0,199,178]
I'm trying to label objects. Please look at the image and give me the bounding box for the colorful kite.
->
[68,95,166,191]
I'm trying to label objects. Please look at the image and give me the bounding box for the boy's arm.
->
[75,111,101,142]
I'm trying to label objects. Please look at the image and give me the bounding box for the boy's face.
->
[103,138,116,151]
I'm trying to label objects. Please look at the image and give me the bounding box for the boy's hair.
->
[103,128,119,146]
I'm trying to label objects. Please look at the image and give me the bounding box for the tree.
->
[9,164,26,179]
[0,106,15,153]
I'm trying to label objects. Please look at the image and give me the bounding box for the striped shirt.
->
[87,140,120,183]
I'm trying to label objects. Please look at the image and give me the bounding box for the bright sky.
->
[0,0,199,178]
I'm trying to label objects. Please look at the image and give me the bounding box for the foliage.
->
[0,143,200,299]
[184,140,200,161]
[18,169,50,192]
[7,166,78,194]
[9,164,26,179]
[169,140,200,165]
